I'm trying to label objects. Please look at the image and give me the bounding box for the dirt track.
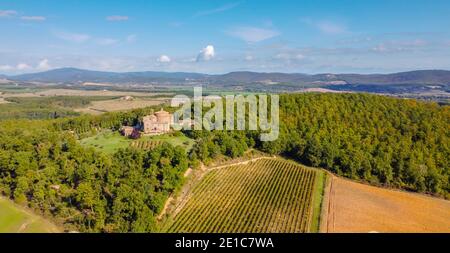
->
[323,175,450,233]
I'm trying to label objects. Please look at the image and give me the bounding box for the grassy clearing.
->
[309,170,327,232]
[80,130,130,154]
[0,197,59,233]
[80,130,195,154]
[147,134,195,152]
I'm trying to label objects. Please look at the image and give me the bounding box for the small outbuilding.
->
[120,126,135,137]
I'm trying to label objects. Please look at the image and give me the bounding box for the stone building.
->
[141,108,173,134]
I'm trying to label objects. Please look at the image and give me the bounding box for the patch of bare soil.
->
[0,97,9,104]
[324,175,450,233]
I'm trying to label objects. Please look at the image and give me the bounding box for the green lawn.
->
[80,130,131,154]
[80,130,195,154]
[147,134,195,151]
[0,197,59,233]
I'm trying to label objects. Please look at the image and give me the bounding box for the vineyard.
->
[163,158,325,233]
[130,140,164,150]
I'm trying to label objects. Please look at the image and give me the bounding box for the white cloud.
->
[196,45,215,62]
[16,63,31,70]
[0,10,17,17]
[157,55,171,63]
[194,2,240,17]
[96,38,118,45]
[227,27,280,43]
[55,31,90,43]
[21,16,46,21]
[126,34,137,43]
[106,15,129,21]
[0,65,13,71]
[37,59,51,70]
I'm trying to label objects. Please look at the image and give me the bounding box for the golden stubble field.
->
[74,97,169,114]
[323,175,450,233]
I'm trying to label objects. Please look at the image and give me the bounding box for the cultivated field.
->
[163,158,325,233]
[0,197,60,233]
[130,140,164,150]
[0,88,173,98]
[323,175,450,233]
[74,97,169,115]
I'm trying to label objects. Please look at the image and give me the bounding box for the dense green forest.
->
[189,93,450,197]
[0,93,448,232]
[266,94,449,195]
[0,108,188,232]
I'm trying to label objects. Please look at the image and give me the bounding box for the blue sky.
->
[0,0,449,74]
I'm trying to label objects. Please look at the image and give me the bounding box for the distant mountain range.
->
[5,68,207,84]
[209,70,450,86]
[3,68,450,87]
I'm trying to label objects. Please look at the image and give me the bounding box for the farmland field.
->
[130,140,164,150]
[0,197,60,233]
[323,175,450,232]
[74,97,169,115]
[0,88,173,98]
[163,158,325,233]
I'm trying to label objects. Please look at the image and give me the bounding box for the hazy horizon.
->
[1,0,450,75]
[3,66,450,77]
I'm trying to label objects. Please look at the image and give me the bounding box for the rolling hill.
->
[4,68,450,86]
[6,68,208,83]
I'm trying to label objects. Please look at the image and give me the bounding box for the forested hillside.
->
[190,93,450,197]
[0,110,189,232]
[270,94,449,195]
